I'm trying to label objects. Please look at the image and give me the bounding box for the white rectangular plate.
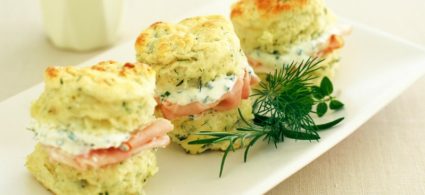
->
[1,1,425,194]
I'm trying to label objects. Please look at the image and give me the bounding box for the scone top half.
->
[29,61,173,170]
[32,61,156,133]
[135,15,259,120]
[231,0,351,73]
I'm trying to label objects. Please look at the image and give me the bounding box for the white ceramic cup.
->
[40,0,124,51]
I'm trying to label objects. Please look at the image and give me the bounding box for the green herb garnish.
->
[313,76,344,116]
[188,58,345,177]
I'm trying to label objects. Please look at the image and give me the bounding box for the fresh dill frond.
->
[189,58,345,177]
[252,58,322,144]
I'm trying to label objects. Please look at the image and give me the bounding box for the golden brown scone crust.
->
[135,15,247,93]
[231,0,336,54]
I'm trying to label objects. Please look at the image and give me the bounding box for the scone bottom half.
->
[163,98,253,154]
[26,144,158,195]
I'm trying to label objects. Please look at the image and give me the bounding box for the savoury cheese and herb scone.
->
[231,0,351,83]
[26,61,173,195]
[135,15,259,154]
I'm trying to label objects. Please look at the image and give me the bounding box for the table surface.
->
[1,0,424,194]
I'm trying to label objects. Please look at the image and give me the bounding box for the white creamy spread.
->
[159,74,238,105]
[158,60,255,106]
[28,121,132,155]
[249,25,350,73]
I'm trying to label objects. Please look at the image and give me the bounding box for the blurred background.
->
[0,0,424,194]
[0,0,424,100]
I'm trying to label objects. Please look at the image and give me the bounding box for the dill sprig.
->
[189,58,345,177]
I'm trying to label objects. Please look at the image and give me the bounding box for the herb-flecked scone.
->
[231,0,351,83]
[135,15,259,154]
[26,61,173,195]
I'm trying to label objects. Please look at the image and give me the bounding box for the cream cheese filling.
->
[157,61,255,106]
[158,74,238,105]
[28,120,133,155]
[249,25,350,73]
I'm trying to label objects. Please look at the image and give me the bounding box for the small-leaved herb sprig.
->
[189,58,345,177]
[312,76,344,117]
